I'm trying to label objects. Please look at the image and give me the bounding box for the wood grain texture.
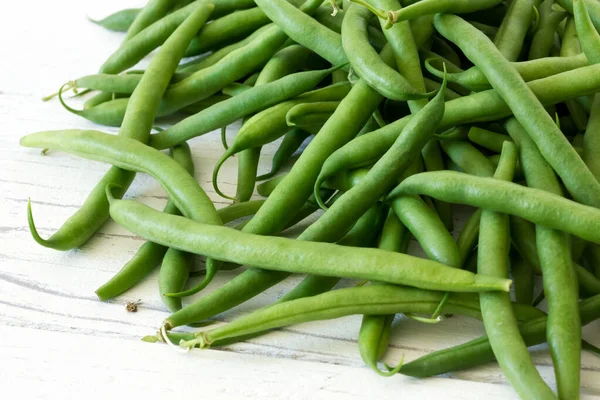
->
[1,0,599,398]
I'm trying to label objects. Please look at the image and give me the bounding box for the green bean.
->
[25,7,212,251]
[388,171,600,244]
[95,143,195,300]
[400,293,600,377]
[21,130,221,226]
[89,8,141,32]
[150,70,346,150]
[178,284,542,349]
[529,0,567,59]
[165,73,384,329]
[422,139,453,231]
[561,17,590,132]
[506,118,580,399]
[124,0,172,42]
[425,54,589,92]
[159,248,193,312]
[175,25,272,79]
[434,13,600,208]
[359,314,398,376]
[493,0,540,61]
[235,147,261,202]
[488,154,525,181]
[583,96,600,180]
[511,255,535,305]
[183,7,274,57]
[69,74,143,95]
[440,138,496,177]
[372,0,428,115]
[383,0,502,27]
[107,195,511,293]
[212,82,351,200]
[575,0,600,64]
[100,1,201,73]
[467,127,512,153]
[216,200,266,223]
[456,209,482,266]
[477,142,555,399]
[343,4,428,101]
[392,190,460,317]
[257,174,287,197]
[255,0,348,67]
[257,129,310,181]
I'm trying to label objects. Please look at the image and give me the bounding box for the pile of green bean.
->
[21,0,600,397]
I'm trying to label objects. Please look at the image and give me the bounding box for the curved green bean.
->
[387,171,600,244]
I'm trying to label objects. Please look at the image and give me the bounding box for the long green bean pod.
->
[506,118,580,400]
[477,142,556,399]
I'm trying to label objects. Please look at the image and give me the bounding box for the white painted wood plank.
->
[0,326,541,400]
[1,0,600,398]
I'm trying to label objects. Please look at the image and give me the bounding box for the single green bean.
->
[175,24,272,79]
[468,127,512,153]
[387,171,600,244]
[440,138,496,177]
[89,8,141,32]
[159,248,193,312]
[255,0,347,67]
[385,0,502,27]
[178,284,541,349]
[107,197,511,293]
[425,54,589,92]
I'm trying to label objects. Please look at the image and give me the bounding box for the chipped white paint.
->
[1,1,599,398]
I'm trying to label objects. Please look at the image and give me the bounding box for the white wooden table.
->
[1,1,599,398]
